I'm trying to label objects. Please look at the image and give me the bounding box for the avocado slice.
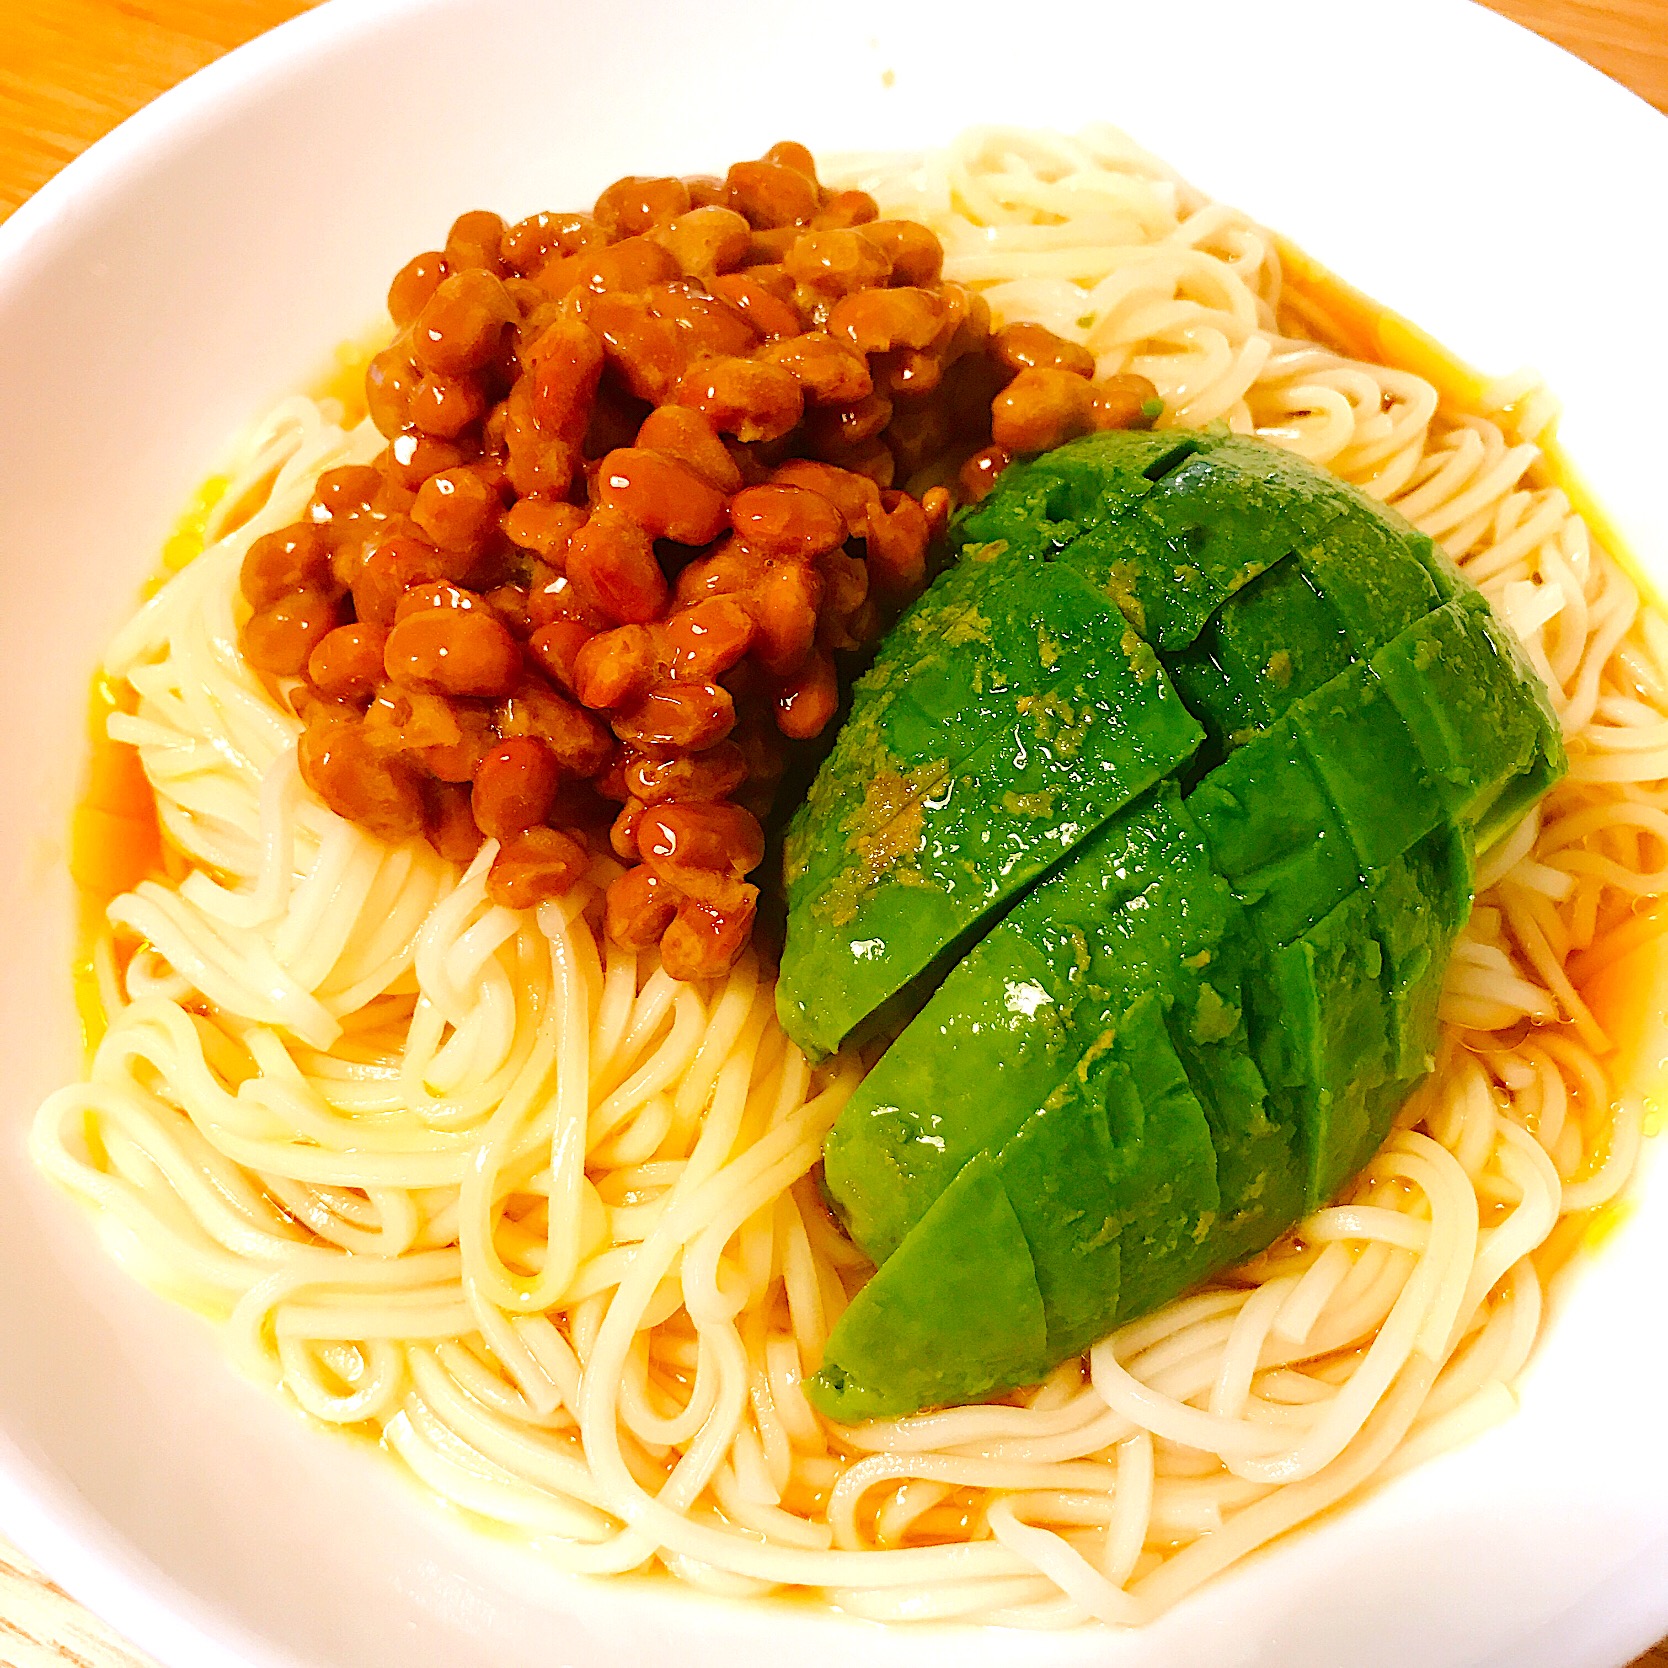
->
[1468,603,1567,852]
[1061,435,1353,651]
[1406,529,1468,602]
[821,784,1292,1346]
[1368,820,1476,1079]
[1161,637,1249,774]
[778,570,1202,1059]
[1294,659,1447,872]
[782,533,1072,915]
[1370,593,1543,831]
[1297,506,1443,653]
[1186,713,1362,946]
[1013,786,1303,1271]
[810,995,1222,1419]
[1100,998,1222,1321]
[1159,551,1361,770]
[1209,554,1358,722]
[950,428,1203,558]
[987,1061,1124,1360]
[809,1151,1048,1422]
[821,785,1208,1263]
[881,545,1141,765]
[1476,746,1564,853]
[1244,885,1393,1210]
[823,927,1077,1263]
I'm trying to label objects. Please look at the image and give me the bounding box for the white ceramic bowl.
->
[2,2,1667,1664]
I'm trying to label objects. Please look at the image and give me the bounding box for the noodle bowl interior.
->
[33,127,1664,1627]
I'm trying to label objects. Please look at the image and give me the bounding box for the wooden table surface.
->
[2,1,1666,1664]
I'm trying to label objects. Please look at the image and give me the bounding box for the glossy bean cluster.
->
[239,141,1159,981]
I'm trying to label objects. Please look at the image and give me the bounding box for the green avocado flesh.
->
[779,428,1565,1422]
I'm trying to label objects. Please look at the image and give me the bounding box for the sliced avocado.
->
[993,787,1301,1283]
[823,928,1077,1263]
[1186,714,1362,945]
[1294,659,1447,872]
[821,784,1209,1265]
[854,987,1220,1394]
[812,990,1224,1418]
[882,551,1141,765]
[807,1152,1048,1422]
[1097,910,1302,1283]
[1102,998,1222,1321]
[782,535,1060,915]
[1062,435,1353,651]
[821,784,1260,1343]
[1160,553,1361,767]
[778,582,1202,1059]
[1209,553,1358,722]
[1370,594,1542,830]
[1297,507,1442,652]
[987,1067,1124,1360]
[1100,794,1305,1266]
[1012,787,1302,1270]
[1367,821,1476,1079]
[1244,886,1393,1210]
[1469,603,1568,852]
[1161,637,1249,771]
[950,428,1202,558]
[786,428,1568,1421]
[1476,747,1564,853]
[1407,530,1467,602]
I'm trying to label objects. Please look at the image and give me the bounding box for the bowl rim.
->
[2,3,1667,1667]
[0,0,391,271]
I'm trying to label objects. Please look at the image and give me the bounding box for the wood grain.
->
[0,0,320,219]
[0,1539,155,1668]
[1,2,1666,1665]
[1478,0,1668,113]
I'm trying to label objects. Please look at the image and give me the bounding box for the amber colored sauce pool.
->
[70,338,380,1050]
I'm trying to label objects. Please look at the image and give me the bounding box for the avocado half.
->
[777,429,1563,1422]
